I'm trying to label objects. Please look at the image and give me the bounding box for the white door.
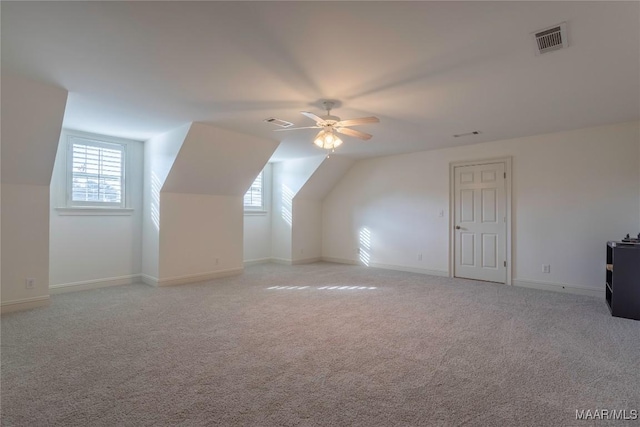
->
[454,162,506,283]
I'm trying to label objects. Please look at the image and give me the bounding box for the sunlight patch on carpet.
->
[266,286,377,290]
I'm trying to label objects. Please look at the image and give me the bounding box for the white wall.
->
[159,193,243,281]
[292,198,323,262]
[1,184,51,303]
[271,162,292,261]
[157,122,277,282]
[244,156,354,264]
[323,121,640,293]
[142,122,277,284]
[49,130,144,289]
[292,156,355,263]
[1,74,67,311]
[244,164,272,263]
[271,157,325,262]
[142,124,190,279]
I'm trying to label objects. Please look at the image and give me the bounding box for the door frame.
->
[449,157,513,285]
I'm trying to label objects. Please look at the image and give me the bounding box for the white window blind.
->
[244,171,264,210]
[68,137,125,206]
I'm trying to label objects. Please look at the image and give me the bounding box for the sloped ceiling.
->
[2,1,638,160]
[162,122,278,195]
[1,73,68,186]
[296,157,355,201]
[275,156,327,197]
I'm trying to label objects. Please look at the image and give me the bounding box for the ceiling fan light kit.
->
[313,129,343,150]
[276,100,380,151]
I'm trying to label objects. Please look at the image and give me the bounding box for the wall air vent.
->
[264,117,294,128]
[533,22,568,55]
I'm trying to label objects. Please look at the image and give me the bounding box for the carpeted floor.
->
[1,262,639,426]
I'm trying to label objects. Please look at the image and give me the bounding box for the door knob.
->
[455,226,461,230]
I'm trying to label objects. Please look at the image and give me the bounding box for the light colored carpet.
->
[1,262,639,426]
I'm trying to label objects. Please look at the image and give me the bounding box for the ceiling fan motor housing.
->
[322,115,341,125]
[276,100,378,145]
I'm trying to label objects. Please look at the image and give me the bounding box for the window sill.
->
[244,210,268,216]
[55,207,134,216]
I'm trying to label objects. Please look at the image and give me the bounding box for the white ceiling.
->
[2,1,639,161]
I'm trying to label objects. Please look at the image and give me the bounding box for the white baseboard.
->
[49,274,141,294]
[321,257,358,265]
[245,257,321,266]
[145,268,244,287]
[244,258,272,266]
[1,295,50,314]
[292,257,322,265]
[369,262,449,277]
[321,257,449,278]
[140,274,159,286]
[513,279,602,298]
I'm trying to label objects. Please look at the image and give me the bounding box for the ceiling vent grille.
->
[264,117,294,128]
[453,131,480,138]
[533,22,568,55]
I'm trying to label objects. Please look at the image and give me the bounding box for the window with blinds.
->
[68,137,125,207]
[244,171,264,211]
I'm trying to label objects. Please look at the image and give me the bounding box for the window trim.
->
[66,135,127,209]
[244,170,266,214]
[55,207,134,216]
[65,134,127,209]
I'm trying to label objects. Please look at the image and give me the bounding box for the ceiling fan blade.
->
[336,127,373,140]
[273,126,321,132]
[336,116,380,127]
[301,111,326,124]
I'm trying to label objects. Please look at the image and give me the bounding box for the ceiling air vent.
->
[264,117,294,128]
[533,22,568,55]
[453,131,480,138]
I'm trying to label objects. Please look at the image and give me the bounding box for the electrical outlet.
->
[300,248,304,254]
[542,264,551,274]
[25,278,36,289]
[215,258,219,265]
[439,210,445,217]
[417,253,423,261]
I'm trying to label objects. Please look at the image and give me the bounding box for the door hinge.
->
[504,261,507,267]
[504,172,506,178]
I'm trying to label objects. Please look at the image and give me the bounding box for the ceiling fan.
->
[275,101,380,151]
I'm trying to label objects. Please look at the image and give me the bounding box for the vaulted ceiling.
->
[2,1,638,160]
